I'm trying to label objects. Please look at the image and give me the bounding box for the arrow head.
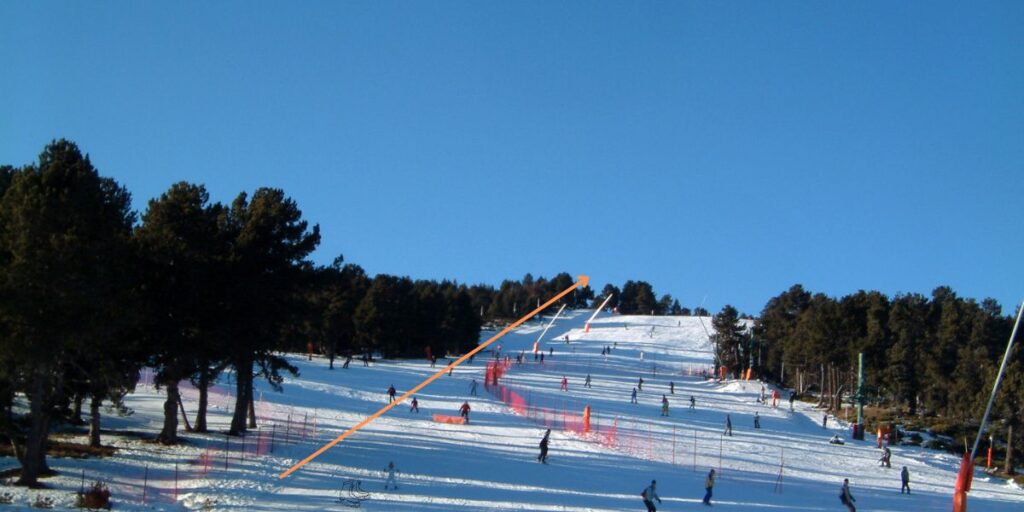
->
[577,275,590,288]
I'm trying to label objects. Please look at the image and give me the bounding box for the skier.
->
[703,468,716,505]
[470,379,478,396]
[669,381,674,394]
[383,461,399,490]
[549,347,554,357]
[448,360,454,376]
[771,389,779,408]
[342,354,352,369]
[879,447,892,468]
[459,401,471,423]
[840,478,856,512]
[689,395,696,409]
[560,376,568,391]
[631,387,638,404]
[430,355,437,368]
[585,374,592,388]
[754,411,761,429]
[724,415,733,436]
[387,384,397,403]
[661,395,669,417]
[822,413,828,429]
[789,390,796,411]
[409,396,419,413]
[759,384,766,403]
[901,466,910,494]
[641,479,662,512]
[538,429,550,464]
[362,353,369,367]
[540,353,545,363]
[638,377,644,391]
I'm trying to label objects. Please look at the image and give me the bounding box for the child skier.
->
[459,401,471,423]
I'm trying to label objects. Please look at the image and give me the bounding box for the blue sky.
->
[2,2,1022,315]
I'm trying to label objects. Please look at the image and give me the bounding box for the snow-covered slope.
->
[2,309,1021,511]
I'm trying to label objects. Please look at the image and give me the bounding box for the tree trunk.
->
[15,372,54,487]
[88,395,102,448]
[229,355,253,435]
[247,388,257,429]
[70,393,85,426]
[195,370,209,433]
[177,393,193,432]
[157,381,180,444]
[1006,423,1015,475]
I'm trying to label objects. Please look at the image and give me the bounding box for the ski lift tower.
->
[853,352,866,440]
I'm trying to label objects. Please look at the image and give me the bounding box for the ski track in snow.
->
[2,310,1022,511]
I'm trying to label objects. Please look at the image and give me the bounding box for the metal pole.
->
[970,301,1024,459]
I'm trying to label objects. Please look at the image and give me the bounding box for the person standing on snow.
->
[459,401,471,423]
[754,411,761,429]
[409,396,419,413]
[638,377,644,391]
[560,376,569,391]
[670,381,674,394]
[879,447,892,468]
[661,395,669,416]
[470,379,478,396]
[585,374,592,388]
[703,468,716,505]
[789,390,796,411]
[387,384,397,403]
[690,395,696,409]
[840,478,856,511]
[641,479,662,512]
[631,387,638,404]
[901,466,911,494]
[538,429,551,464]
[383,461,400,490]
[724,415,733,436]
[822,413,828,429]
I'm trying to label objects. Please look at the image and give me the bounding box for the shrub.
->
[76,482,111,509]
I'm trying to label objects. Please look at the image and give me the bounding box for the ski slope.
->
[2,310,1022,511]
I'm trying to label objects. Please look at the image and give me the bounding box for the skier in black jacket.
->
[538,429,551,463]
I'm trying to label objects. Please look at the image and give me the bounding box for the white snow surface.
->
[3,310,1022,511]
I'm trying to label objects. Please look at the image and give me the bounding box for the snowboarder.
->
[689,395,696,409]
[459,401,471,423]
[584,374,592,388]
[661,395,669,417]
[822,413,828,429]
[901,466,910,494]
[641,479,662,512]
[724,415,733,436]
[470,379,478,396]
[409,396,419,413]
[538,429,550,464]
[879,447,892,468]
[840,478,856,511]
[560,376,568,391]
[638,377,644,391]
[387,385,397,403]
[383,461,399,490]
[631,387,638,404]
[669,381,674,394]
[703,468,716,505]
[754,411,761,429]
[829,435,845,445]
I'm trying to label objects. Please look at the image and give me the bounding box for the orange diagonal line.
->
[278,275,590,479]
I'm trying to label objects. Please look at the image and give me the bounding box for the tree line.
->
[711,285,1022,472]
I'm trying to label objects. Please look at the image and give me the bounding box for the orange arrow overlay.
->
[278,274,590,479]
